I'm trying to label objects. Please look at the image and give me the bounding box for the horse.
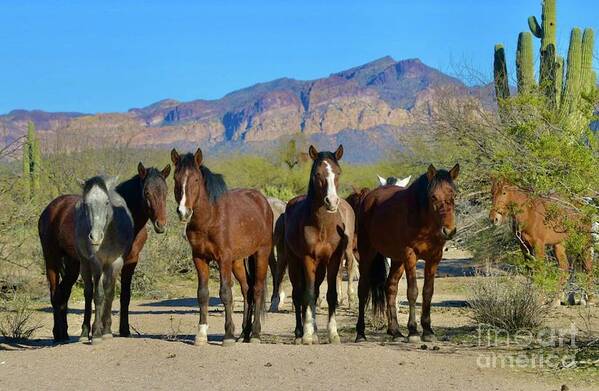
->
[171,148,273,346]
[284,145,356,344]
[489,180,595,304]
[270,171,358,314]
[74,176,134,344]
[355,164,459,343]
[38,163,170,342]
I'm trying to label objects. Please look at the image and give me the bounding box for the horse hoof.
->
[79,335,89,343]
[250,337,261,344]
[421,334,436,343]
[294,337,302,345]
[194,336,208,346]
[102,333,113,339]
[329,334,341,344]
[91,337,102,345]
[406,335,421,344]
[355,335,367,343]
[391,335,404,343]
[222,338,236,347]
[302,336,313,345]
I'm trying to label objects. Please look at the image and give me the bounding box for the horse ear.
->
[106,176,119,189]
[397,175,411,188]
[194,148,203,167]
[137,162,147,180]
[161,164,171,178]
[449,163,460,180]
[170,149,180,165]
[427,164,437,181]
[351,184,360,194]
[308,145,318,160]
[334,144,344,161]
[377,175,386,186]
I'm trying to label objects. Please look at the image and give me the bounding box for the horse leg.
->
[79,261,93,342]
[232,259,250,341]
[250,247,269,343]
[355,244,376,342]
[421,257,440,342]
[219,258,236,347]
[288,251,304,344]
[386,260,404,341]
[269,238,287,312]
[302,255,317,345]
[404,249,419,343]
[311,261,326,344]
[90,262,105,344]
[582,245,595,305]
[327,252,342,344]
[119,257,138,337]
[345,246,358,307]
[55,258,79,342]
[102,258,123,338]
[554,243,570,305]
[193,257,210,346]
[336,260,345,307]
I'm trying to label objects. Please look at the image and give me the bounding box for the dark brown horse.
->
[284,145,355,344]
[355,164,459,343]
[171,148,273,346]
[489,180,595,303]
[38,163,170,342]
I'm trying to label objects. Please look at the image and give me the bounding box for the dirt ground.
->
[1,253,597,391]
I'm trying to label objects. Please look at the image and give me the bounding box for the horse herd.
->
[38,145,595,346]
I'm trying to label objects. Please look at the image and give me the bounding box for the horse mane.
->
[200,165,227,203]
[116,167,163,211]
[386,176,398,185]
[412,169,456,210]
[83,176,109,195]
[307,151,338,201]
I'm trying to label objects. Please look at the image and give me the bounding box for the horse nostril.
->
[324,196,331,206]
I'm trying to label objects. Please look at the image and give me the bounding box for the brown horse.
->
[171,148,273,346]
[355,164,459,343]
[284,145,355,344]
[38,163,170,342]
[489,180,595,303]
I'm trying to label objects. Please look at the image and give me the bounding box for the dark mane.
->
[83,176,108,195]
[200,165,227,203]
[115,168,164,215]
[307,151,338,201]
[411,169,456,209]
[386,177,398,185]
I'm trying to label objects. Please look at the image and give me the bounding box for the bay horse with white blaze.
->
[171,148,273,346]
[355,164,459,343]
[38,163,170,342]
[284,145,355,344]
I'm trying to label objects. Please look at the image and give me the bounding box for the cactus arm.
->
[528,16,543,38]
[517,32,535,94]
[560,28,583,117]
[581,28,596,96]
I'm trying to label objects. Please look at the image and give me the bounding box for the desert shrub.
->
[0,292,42,340]
[467,272,551,332]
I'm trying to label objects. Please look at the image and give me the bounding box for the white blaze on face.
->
[323,160,339,211]
[177,174,188,217]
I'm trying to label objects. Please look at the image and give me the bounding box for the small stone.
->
[432,345,440,351]
[561,385,569,391]
[167,353,176,359]
[420,344,428,350]
[264,362,272,367]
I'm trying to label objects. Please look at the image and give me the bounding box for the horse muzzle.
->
[176,207,192,223]
[441,227,456,240]
[324,196,339,213]
[490,213,503,226]
[88,232,104,247]
[153,221,166,234]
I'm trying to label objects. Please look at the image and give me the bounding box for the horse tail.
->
[245,255,267,320]
[369,252,387,317]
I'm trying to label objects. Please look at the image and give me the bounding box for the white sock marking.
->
[304,306,314,337]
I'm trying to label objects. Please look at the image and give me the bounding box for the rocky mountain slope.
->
[0,56,492,161]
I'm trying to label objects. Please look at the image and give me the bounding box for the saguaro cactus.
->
[560,28,583,117]
[22,121,41,199]
[580,28,596,96]
[494,44,510,100]
[516,32,535,94]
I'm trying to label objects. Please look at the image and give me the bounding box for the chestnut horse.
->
[171,148,273,346]
[489,180,595,303]
[39,163,170,342]
[284,145,355,344]
[355,164,459,343]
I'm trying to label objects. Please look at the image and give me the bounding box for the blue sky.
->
[0,0,596,114]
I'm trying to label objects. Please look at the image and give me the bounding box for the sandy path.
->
[1,257,596,390]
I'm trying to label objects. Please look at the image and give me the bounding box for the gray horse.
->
[75,176,134,344]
